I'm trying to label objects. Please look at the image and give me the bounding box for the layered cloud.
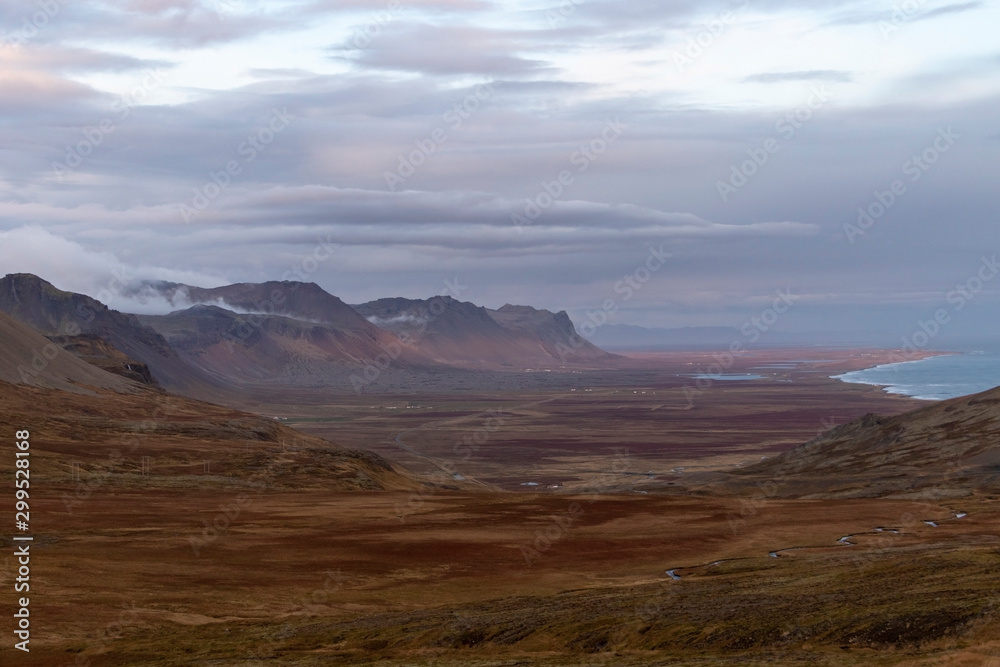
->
[0,227,225,313]
[0,0,998,333]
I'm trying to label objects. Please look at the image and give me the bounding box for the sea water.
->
[833,351,1000,401]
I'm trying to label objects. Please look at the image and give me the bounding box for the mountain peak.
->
[3,272,74,297]
[0,272,113,323]
[147,280,373,331]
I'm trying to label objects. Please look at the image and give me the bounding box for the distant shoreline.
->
[614,347,948,372]
[835,349,955,372]
[831,350,966,401]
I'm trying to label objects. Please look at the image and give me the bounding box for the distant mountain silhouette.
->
[354,296,617,368]
[151,280,383,332]
[0,274,220,394]
[1,274,622,393]
[138,303,423,384]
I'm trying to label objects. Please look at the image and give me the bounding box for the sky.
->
[0,0,998,343]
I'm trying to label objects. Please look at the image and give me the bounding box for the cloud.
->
[161,184,822,250]
[828,0,984,26]
[304,0,492,12]
[2,45,170,72]
[0,184,820,254]
[334,23,551,75]
[0,48,102,115]
[0,0,297,50]
[0,226,225,313]
[0,0,997,333]
[743,70,853,84]
[365,313,428,327]
[912,1,984,22]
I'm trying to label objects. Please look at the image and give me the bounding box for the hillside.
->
[0,377,414,491]
[0,273,223,395]
[487,303,615,363]
[0,305,415,491]
[152,280,385,333]
[726,385,1000,498]
[0,310,135,394]
[138,304,423,384]
[354,296,618,368]
[0,273,622,393]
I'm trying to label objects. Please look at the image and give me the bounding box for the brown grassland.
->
[3,349,1000,666]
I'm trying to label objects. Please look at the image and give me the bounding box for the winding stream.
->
[664,510,968,580]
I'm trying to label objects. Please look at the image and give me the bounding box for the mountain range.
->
[3,271,1000,497]
[4,272,1000,498]
[0,313,415,493]
[0,272,223,394]
[353,296,614,367]
[0,273,618,394]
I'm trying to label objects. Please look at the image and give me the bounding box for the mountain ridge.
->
[354,295,617,368]
[720,385,1000,498]
[1,273,621,392]
[0,273,223,395]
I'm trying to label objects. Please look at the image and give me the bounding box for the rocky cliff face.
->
[0,273,221,393]
[353,296,618,368]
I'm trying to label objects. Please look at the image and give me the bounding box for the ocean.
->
[833,350,1000,401]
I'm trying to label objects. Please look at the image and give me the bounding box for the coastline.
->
[825,349,953,374]
[831,350,962,401]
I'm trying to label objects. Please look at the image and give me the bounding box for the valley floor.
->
[3,348,996,665]
[4,489,1000,665]
[249,349,933,489]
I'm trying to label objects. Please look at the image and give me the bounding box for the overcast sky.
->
[0,0,998,340]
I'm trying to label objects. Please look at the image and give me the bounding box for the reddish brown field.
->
[273,349,932,488]
[5,348,998,666]
[4,487,1000,666]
